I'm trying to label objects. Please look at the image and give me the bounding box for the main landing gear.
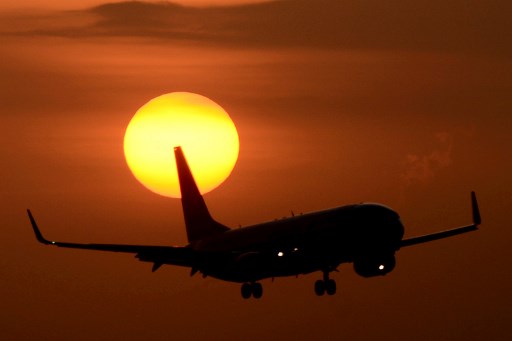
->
[314,271,336,296]
[241,282,263,299]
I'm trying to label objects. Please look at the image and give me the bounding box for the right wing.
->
[27,209,195,271]
[400,191,481,248]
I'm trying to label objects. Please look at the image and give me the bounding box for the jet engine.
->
[353,254,396,277]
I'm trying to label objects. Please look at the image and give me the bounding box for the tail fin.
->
[174,146,230,242]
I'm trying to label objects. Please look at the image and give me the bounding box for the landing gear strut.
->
[314,271,336,296]
[241,282,263,299]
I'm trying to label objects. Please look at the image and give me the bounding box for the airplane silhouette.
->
[28,146,481,299]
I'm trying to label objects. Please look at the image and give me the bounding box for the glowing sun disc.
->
[123,92,239,198]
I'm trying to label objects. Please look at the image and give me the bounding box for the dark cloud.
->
[3,0,511,56]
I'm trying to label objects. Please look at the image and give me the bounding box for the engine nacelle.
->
[353,254,396,278]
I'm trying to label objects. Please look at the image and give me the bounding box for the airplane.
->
[27,146,481,299]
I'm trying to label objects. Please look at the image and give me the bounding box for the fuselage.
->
[27,147,481,299]
[27,146,480,299]
[190,203,404,283]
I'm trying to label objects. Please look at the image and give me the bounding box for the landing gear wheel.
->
[252,282,263,299]
[315,270,337,296]
[241,282,263,299]
[314,280,325,296]
[325,279,336,295]
[241,283,252,299]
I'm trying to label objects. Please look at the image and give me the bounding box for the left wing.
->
[27,209,195,271]
[400,191,481,248]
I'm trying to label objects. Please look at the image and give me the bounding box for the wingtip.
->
[27,209,53,245]
[471,191,481,226]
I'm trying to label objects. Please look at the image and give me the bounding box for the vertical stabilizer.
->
[174,147,229,242]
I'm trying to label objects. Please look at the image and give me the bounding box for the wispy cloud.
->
[1,0,510,56]
[401,132,453,186]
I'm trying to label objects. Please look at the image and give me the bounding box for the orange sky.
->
[1,1,511,340]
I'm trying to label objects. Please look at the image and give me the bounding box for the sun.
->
[123,92,239,198]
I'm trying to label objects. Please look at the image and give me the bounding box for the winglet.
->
[27,209,53,245]
[471,191,481,226]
